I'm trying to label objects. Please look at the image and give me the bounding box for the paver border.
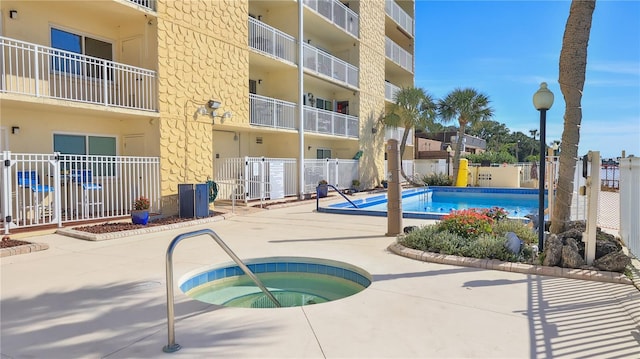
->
[388,241,635,286]
[1,242,49,257]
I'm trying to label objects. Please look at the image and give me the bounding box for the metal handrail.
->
[163,229,281,353]
[315,184,359,211]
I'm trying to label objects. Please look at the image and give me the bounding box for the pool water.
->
[180,257,371,308]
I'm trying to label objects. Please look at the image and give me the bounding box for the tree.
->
[438,88,494,184]
[467,120,511,152]
[384,86,438,184]
[551,0,596,234]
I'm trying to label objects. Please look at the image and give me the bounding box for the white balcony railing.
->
[249,17,297,64]
[126,0,157,11]
[385,127,413,146]
[303,43,358,88]
[385,0,414,36]
[304,105,359,138]
[385,37,413,73]
[303,0,359,38]
[385,81,401,102]
[0,36,158,111]
[250,93,297,130]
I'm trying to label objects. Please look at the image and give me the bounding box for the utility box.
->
[178,183,208,218]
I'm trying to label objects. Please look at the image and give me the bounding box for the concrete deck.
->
[2,201,639,358]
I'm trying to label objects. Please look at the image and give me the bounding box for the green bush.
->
[421,172,453,186]
[465,151,517,164]
[458,234,517,261]
[492,219,538,245]
[438,209,493,239]
[480,207,508,222]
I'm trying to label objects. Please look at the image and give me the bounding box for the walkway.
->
[1,201,639,358]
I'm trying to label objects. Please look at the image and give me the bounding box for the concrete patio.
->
[1,201,639,358]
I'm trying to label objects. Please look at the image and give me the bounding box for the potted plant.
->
[131,196,150,225]
[350,179,361,193]
[317,179,329,198]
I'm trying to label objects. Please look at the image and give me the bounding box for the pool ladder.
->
[162,228,281,353]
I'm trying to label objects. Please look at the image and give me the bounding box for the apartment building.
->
[0,0,415,216]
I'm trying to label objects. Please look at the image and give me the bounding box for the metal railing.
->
[303,43,358,88]
[303,0,359,37]
[385,0,414,36]
[385,37,413,73]
[1,151,160,233]
[126,0,157,11]
[304,105,359,138]
[384,127,413,146]
[316,184,359,210]
[248,17,297,64]
[249,94,297,129]
[0,36,158,111]
[163,229,280,353]
[385,81,401,102]
[619,157,640,257]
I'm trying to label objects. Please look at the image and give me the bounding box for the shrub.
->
[400,226,468,254]
[438,209,493,239]
[480,207,508,222]
[133,196,150,210]
[458,234,517,261]
[421,172,453,186]
[492,219,538,245]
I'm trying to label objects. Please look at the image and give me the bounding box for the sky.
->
[414,0,640,159]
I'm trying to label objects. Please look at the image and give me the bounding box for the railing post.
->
[34,45,40,97]
[103,61,109,106]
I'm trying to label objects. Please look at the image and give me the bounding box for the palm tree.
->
[438,88,494,184]
[529,129,539,157]
[551,0,596,234]
[383,87,438,185]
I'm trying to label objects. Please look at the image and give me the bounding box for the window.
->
[50,28,113,78]
[54,134,117,175]
[316,97,333,111]
[249,79,257,94]
[316,148,331,159]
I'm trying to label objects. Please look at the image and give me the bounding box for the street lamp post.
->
[532,82,554,252]
[446,145,453,177]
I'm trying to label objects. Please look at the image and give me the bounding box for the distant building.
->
[415,131,486,159]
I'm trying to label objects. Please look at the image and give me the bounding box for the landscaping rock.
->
[596,240,620,259]
[504,232,522,255]
[593,251,631,273]
[403,226,418,234]
[543,234,563,267]
[558,228,583,242]
[561,238,585,268]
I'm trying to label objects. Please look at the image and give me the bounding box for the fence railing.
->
[303,43,358,88]
[303,0,359,37]
[1,151,160,233]
[248,17,297,64]
[0,36,158,111]
[249,94,297,129]
[384,127,414,146]
[385,81,401,102]
[213,157,359,202]
[385,37,413,73]
[126,0,157,11]
[619,157,639,258]
[304,105,359,138]
[385,0,414,36]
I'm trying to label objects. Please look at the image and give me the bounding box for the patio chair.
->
[71,170,103,218]
[16,171,55,222]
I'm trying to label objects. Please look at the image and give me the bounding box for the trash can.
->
[178,183,208,218]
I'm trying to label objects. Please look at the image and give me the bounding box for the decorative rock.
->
[561,238,585,268]
[595,240,620,259]
[559,228,583,241]
[543,234,563,267]
[403,226,418,234]
[504,232,522,255]
[593,251,631,273]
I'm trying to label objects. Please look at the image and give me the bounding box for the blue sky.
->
[414,0,640,159]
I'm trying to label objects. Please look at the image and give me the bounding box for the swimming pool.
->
[180,257,372,308]
[320,187,547,220]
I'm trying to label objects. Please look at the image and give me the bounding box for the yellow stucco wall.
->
[156,1,249,213]
[358,0,387,187]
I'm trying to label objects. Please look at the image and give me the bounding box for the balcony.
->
[304,105,359,138]
[385,37,413,73]
[0,36,157,112]
[249,17,297,64]
[125,0,157,12]
[385,0,414,37]
[303,0,359,38]
[303,43,358,88]
[385,81,401,102]
[250,94,297,130]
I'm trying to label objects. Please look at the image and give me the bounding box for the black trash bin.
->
[178,183,208,218]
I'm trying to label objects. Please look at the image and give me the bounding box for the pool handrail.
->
[163,228,281,353]
[316,184,359,211]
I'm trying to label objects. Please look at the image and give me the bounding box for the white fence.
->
[0,36,157,111]
[304,106,359,138]
[213,157,359,202]
[619,157,639,258]
[249,17,296,64]
[1,151,160,233]
[303,0,359,37]
[385,0,414,36]
[303,43,358,88]
[385,37,413,73]
[250,94,297,129]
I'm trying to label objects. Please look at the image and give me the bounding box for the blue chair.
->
[16,171,55,221]
[71,170,103,217]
